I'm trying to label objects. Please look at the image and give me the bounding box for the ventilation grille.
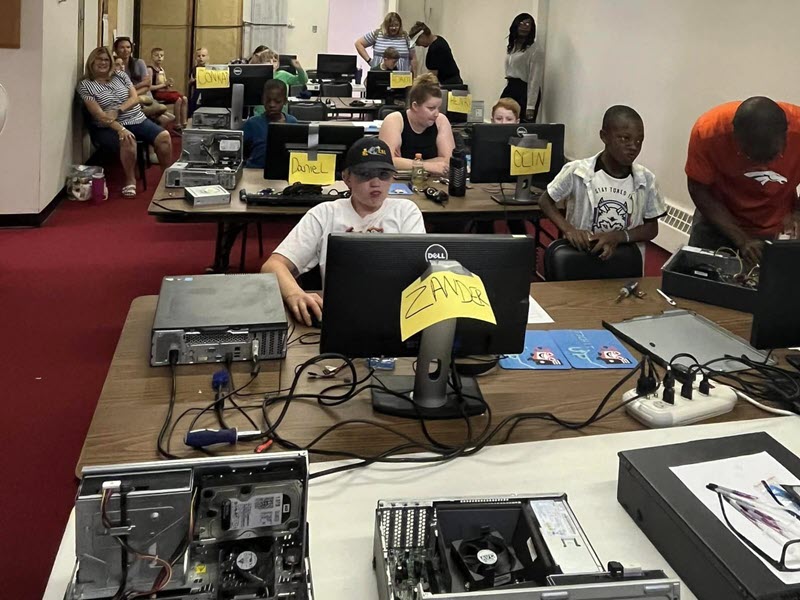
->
[186,331,249,346]
[379,506,430,550]
[654,200,694,253]
[257,330,286,358]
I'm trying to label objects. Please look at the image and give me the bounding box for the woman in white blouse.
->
[501,13,543,122]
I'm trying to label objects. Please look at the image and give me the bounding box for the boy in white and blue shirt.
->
[539,105,666,261]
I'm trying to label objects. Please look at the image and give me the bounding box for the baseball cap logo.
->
[361,145,387,157]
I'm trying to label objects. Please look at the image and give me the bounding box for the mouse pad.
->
[548,329,638,369]
[499,331,571,370]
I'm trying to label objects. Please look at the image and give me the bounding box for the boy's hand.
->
[290,59,302,70]
[167,77,174,87]
[564,227,593,251]
[590,231,625,260]
[285,291,323,327]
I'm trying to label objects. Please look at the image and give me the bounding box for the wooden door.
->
[139,0,192,94]
[194,0,243,66]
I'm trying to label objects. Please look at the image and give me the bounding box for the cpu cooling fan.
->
[451,527,524,590]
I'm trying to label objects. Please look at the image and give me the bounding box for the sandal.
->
[121,184,137,198]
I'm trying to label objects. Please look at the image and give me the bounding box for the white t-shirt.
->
[274,197,426,278]
[584,169,636,233]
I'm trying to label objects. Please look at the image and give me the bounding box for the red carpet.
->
[1,159,669,598]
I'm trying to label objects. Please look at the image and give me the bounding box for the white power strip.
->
[624,380,738,428]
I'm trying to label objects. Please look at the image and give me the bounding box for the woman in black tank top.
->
[378,73,455,177]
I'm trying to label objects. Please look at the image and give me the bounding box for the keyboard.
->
[240,189,345,207]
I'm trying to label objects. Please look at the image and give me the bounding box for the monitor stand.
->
[371,317,486,420]
[490,174,539,205]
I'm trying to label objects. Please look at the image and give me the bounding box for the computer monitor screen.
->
[317,54,357,81]
[751,240,800,349]
[365,70,411,101]
[470,123,565,187]
[320,234,534,358]
[264,123,366,180]
[201,64,274,108]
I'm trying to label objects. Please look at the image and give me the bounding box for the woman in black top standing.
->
[378,73,455,177]
[408,22,462,85]
[501,13,543,122]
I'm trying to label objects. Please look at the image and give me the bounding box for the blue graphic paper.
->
[499,331,572,370]
[549,330,638,369]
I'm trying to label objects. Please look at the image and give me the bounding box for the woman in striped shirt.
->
[78,46,172,198]
[355,12,416,73]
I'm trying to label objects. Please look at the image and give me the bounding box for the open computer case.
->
[66,452,312,600]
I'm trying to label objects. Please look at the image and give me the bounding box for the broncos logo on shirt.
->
[345,226,385,233]
[744,170,789,186]
[592,198,629,232]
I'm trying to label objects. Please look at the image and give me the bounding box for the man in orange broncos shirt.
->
[686,96,800,264]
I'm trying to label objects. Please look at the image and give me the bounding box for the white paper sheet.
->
[671,452,800,584]
[528,295,554,324]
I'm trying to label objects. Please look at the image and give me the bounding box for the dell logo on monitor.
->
[425,244,448,262]
[233,67,243,76]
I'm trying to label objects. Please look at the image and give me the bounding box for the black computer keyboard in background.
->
[240,189,349,207]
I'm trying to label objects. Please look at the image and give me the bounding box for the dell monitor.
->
[365,69,411,102]
[264,123,365,180]
[750,240,800,349]
[202,64,274,108]
[321,234,535,419]
[470,123,566,204]
[317,54,357,81]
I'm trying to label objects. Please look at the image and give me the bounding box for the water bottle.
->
[91,169,107,204]
[411,153,427,190]
[448,151,466,197]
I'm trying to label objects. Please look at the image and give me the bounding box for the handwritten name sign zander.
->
[399,270,496,341]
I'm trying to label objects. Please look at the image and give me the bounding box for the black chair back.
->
[321,82,353,97]
[544,238,643,281]
[377,105,403,120]
[288,101,328,122]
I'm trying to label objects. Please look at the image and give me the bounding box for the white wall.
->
[116,0,135,38]
[0,0,43,215]
[437,0,540,110]
[543,0,800,210]
[286,0,330,68]
[40,0,81,213]
[327,0,386,74]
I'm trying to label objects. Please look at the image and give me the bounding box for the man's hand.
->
[564,227,593,252]
[737,238,764,266]
[591,230,626,260]
[285,291,323,326]
[783,211,800,239]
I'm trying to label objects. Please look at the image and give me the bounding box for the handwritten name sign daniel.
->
[399,271,496,341]
[195,67,230,89]
[288,152,336,185]
[510,142,552,176]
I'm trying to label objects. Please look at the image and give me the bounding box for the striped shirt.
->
[77,71,146,126]
[363,30,413,71]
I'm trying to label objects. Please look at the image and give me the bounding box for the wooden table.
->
[148,168,543,271]
[75,277,779,475]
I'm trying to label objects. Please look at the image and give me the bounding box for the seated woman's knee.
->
[155,130,171,149]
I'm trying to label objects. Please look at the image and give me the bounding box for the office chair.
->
[377,104,403,120]
[288,101,328,122]
[543,238,643,281]
[321,82,353,97]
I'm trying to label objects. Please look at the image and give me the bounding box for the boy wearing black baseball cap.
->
[261,137,426,326]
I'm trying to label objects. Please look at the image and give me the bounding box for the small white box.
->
[185,184,231,207]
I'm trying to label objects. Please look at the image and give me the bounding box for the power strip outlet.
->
[625,380,738,428]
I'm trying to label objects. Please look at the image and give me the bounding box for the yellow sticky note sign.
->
[400,271,496,341]
[390,71,413,89]
[447,92,472,114]
[196,67,230,89]
[288,152,336,185]
[510,143,552,176]
[195,564,207,575]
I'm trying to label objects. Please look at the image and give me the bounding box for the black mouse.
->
[349,100,366,107]
[309,312,323,329]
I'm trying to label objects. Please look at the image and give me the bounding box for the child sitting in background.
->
[250,50,309,117]
[188,47,209,116]
[492,98,521,123]
[375,47,400,71]
[538,105,666,261]
[243,79,298,169]
[114,56,125,72]
[148,48,188,131]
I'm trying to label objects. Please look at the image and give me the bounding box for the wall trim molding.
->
[0,190,64,228]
